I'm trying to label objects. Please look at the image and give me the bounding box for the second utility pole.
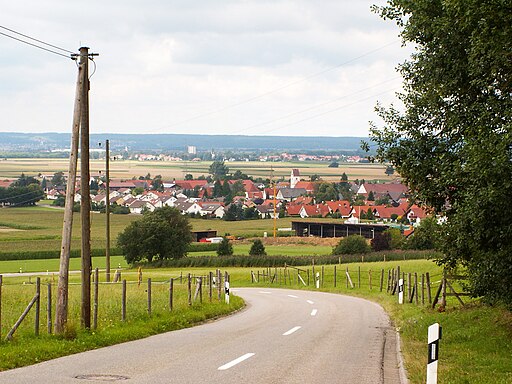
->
[105,139,111,282]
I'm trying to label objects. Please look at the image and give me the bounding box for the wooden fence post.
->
[414,273,419,304]
[199,277,203,304]
[147,278,152,315]
[380,269,384,292]
[93,268,99,330]
[346,267,354,289]
[421,274,425,305]
[209,272,213,302]
[387,269,391,293]
[169,278,174,311]
[217,270,222,300]
[334,265,337,288]
[369,270,372,290]
[408,272,412,302]
[6,294,39,341]
[47,283,52,334]
[321,266,324,287]
[426,272,432,304]
[188,274,192,306]
[122,280,126,321]
[358,266,361,288]
[35,277,40,336]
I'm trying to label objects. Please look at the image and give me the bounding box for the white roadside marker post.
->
[427,323,442,384]
[398,278,404,304]
[315,272,320,289]
[225,281,230,304]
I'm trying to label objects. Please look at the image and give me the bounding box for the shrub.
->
[217,237,233,256]
[249,239,267,256]
[371,232,391,252]
[332,235,370,255]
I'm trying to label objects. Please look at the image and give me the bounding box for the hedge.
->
[141,250,437,268]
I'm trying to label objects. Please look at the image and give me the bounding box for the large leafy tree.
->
[117,206,192,264]
[369,1,512,305]
[209,160,229,179]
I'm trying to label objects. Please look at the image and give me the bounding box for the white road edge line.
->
[218,353,255,371]
[259,291,272,294]
[311,309,318,316]
[283,326,302,336]
[287,294,298,298]
[307,300,314,304]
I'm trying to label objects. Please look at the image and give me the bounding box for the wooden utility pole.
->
[80,46,92,329]
[55,50,85,334]
[105,139,111,282]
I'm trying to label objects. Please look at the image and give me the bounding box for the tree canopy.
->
[369,1,512,306]
[117,206,192,264]
[209,161,229,179]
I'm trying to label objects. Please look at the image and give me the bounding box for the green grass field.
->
[1,260,510,383]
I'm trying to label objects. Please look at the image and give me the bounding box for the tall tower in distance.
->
[290,168,300,188]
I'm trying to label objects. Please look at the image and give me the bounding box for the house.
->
[46,188,63,200]
[406,204,428,225]
[356,182,408,202]
[299,204,330,218]
[128,200,155,214]
[286,204,302,216]
[198,201,226,218]
[325,200,352,218]
[293,181,316,194]
[256,204,277,219]
[109,180,138,191]
[276,188,307,202]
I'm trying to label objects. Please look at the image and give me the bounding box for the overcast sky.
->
[1,0,409,138]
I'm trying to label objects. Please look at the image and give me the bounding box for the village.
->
[39,167,428,230]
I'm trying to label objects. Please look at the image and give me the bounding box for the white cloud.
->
[0,0,408,137]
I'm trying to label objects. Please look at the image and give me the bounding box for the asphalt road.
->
[0,288,405,384]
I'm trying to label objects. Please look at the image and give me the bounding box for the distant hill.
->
[0,132,370,153]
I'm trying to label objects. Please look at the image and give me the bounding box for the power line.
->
[0,25,74,54]
[153,40,400,132]
[0,31,72,59]
[252,87,399,136]
[228,76,401,135]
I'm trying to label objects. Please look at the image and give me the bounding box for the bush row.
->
[0,248,123,261]
[0,243,219,262]
[142,250,436,268]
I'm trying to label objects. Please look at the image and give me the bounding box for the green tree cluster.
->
[117,206,192,264]
[369,1,512,305]
[249,239,267,256]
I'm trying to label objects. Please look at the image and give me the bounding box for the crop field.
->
[0,158,393,182]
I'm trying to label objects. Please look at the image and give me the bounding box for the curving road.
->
[0,288,405,383]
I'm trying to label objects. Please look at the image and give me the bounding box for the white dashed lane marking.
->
[283,326,301,336]
[287,294,298,298]
[311,309,318,316]
[218,353,255,371]
[306,300,314,304]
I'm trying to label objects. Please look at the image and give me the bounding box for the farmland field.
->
[0,158,394,182]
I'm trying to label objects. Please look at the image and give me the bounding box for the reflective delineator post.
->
[398,278,404,304]
[225,281,230,304]
[427,323,442,384]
